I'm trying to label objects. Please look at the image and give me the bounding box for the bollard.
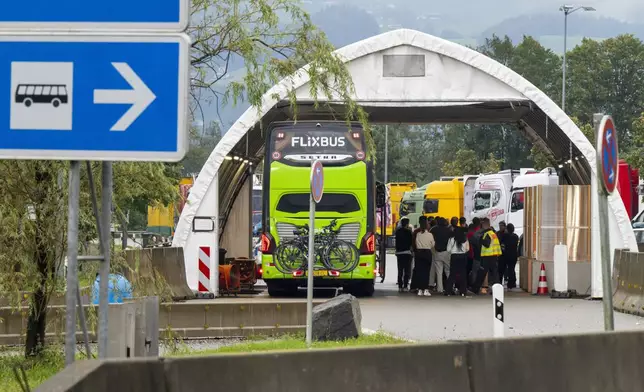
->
[492,283,504,338]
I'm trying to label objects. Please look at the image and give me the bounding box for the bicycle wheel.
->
[323,240,360,273]
[274,240,307,274]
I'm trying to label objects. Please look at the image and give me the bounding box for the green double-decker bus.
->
[259,121,377,297]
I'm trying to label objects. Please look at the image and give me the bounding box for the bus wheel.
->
[266,281,297,297]
[52,98,61,108]
[23,98,32,107]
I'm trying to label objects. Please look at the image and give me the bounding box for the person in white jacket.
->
[445,228,470,296]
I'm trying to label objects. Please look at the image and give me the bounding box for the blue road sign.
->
[597,116,619,195]
[0,0,189,31]
[0,34,190,161]
[311,160,324,203]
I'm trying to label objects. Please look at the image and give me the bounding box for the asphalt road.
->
[359,255,644,342]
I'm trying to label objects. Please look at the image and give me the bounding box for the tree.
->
[566,35,644,147]
[0,161,66,356]
[624,113,644,171]
[0,160,180,356]
[181,121,222,176]
[189,0,367,137]
[442,149,501,176]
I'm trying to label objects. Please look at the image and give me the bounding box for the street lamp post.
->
[560,4,595,112]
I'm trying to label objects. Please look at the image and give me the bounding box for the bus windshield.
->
[270,124,365,165]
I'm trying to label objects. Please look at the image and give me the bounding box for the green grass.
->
[170,331,407,357]
[0,349,65,392]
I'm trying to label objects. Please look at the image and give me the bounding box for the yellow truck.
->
[147,177,194,237]
[399,179,465,225]
[377,182,416,247]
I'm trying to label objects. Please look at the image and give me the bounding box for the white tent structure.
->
[173,29,638,298]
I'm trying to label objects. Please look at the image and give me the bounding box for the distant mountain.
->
[479,13,644,48]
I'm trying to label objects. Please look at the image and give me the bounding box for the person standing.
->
[496,221,507,283]
[449,217,459,231]
[395,218,413,292]
[409,216,424,292]
[445,228,470,296]
[414,216,435,297]
[475,218,502,293]
[430,217,451,294]
[466,217,481,284]
[500,223,520,289]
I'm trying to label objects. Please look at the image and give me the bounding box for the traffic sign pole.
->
[65,161,80,365]
[306,160,324,347]
[595,114,617,331]
[305,191,316,347]
[98,161,112,358]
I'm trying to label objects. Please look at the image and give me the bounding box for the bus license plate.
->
[306,270,328,277]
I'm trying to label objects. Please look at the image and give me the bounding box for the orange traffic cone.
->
[536,263,549,295]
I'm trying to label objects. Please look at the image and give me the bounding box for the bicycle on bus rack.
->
[274,220,360,274]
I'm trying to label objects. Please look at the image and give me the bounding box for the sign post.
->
[1,1,189,365]
[306,160,324,347]
[596,115,617,331]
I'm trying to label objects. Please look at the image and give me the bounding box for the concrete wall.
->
[613,249,644,317]
[0,299,318,345]
[124,247,194,301]
[37,330,644,392]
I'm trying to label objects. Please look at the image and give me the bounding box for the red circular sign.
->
[310,160,324,204]
[356,150,365,160]
[597,116,618,194]
[271,151,281,160]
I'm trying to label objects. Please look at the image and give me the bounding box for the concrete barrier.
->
[124,247,194,301]
[467,330,644,392]
[37,330,644,392]
[0,298,317,345]
[612,249,644,317]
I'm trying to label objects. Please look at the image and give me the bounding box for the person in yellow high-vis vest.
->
[475,218,502,294]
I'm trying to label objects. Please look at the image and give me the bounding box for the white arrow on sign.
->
[93,62,156,131]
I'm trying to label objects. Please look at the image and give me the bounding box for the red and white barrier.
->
[198,246,211,292]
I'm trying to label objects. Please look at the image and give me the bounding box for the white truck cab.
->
[467,168,557,234]
[468,170,521,229]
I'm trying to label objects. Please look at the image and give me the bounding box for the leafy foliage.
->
[189,0,369,142]
[380,33,644,183]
